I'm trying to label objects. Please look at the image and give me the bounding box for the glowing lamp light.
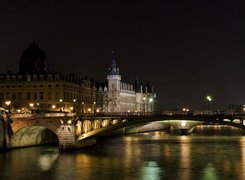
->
[88,108,91,112]
[149,98,153,102]
[29,103,34,108]
[5,101,11,106]
[206,96,212,102]
[180,120,187,127]
[52,105,56,109]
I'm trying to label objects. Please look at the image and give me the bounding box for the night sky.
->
[0,0,244,110]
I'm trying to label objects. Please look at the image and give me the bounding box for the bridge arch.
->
[10,126,58,148]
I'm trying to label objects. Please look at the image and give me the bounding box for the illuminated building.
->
[96,54,156,113]
[0,42,96,113]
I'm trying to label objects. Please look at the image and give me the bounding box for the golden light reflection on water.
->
[240,136,245,180]
[179,136,191,180]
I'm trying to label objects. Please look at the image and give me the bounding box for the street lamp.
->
[52,105,56,111]
[206,96,212,110]
[5,100,11,112]
[143,97,146,113]
[59,99,63,112]
[29,103,34,113]
[93,101,96,114]
[82,102,84,114]
[73,99,76,113]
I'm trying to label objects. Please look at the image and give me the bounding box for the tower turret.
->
[106,52,121,112]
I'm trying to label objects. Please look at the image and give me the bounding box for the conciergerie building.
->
[0,42,156,113]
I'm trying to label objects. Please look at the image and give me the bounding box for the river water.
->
[1,133,245,180]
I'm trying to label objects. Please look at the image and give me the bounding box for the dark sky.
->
[0,0,244,110]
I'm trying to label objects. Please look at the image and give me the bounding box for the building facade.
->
[0,42,96,113]
[96,57,156,113]
[0,42,156,114]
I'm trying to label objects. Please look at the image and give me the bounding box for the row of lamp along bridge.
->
[2,110,245,151]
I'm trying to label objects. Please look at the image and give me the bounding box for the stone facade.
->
[96,57,156,113]
[0,42,96,113]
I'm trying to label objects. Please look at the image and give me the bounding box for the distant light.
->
[206,96,212,102]
[59,99,63,103]
[88,108,91,112]
[52,105,56,109]
[29,103,34,108]
[70,107,74,110]
[149,98,153,102]
[73,99,76,103]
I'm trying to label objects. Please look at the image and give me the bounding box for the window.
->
[40,92,44,99]
[34,92,38,100]
[27,92,31,100]
[18,92,22,100]
[55,92,59,99]
[48,92,52,100]
[0,93,3,100]
[12,93,16,100]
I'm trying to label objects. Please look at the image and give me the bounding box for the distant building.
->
[0,42,96,113]
[96,54,156,113]
[0,43,156,114]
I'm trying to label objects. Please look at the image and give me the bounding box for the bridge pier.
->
[57,120,76,151]
[0,112,13,151]
[0,116,7,151]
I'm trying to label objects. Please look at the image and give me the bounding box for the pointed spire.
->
[109,51,120,75]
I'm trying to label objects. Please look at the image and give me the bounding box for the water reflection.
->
[1,135,245,180]
[140,161,161,180]
[179,136,191,180]
[38,153,59,171]
[202,163,218,180]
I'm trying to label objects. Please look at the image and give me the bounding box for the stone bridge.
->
[1,112,245,151]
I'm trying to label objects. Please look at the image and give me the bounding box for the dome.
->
[19,42,48,74]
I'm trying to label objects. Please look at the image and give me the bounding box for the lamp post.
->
[206,96,212,110]
[149,97,153,113]
[29,103,34,113]
[73,99,76,113]
[59,99,63,112]
[143,97,146,113]
[93,102,96,114]
[36,103,40,113]
[82,102,84,114]
[5,100,11,113]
